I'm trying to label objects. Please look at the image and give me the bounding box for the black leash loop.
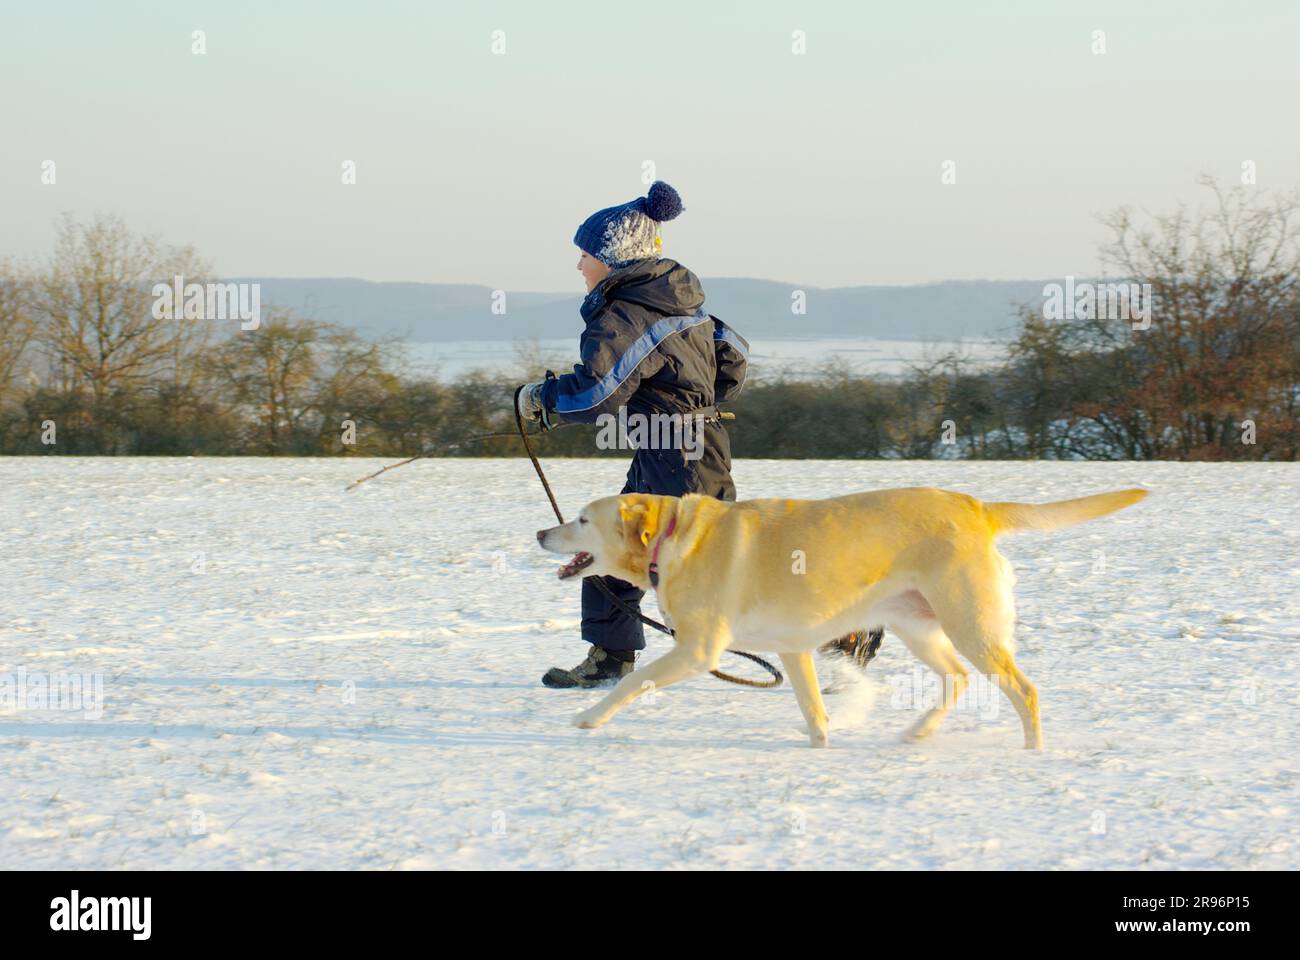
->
[512,386,783,690]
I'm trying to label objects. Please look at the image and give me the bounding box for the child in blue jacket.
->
[517,181,748,687]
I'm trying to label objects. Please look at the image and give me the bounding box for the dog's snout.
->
[536,529,547,544]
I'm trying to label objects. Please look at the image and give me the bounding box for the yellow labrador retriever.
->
[538,486,1146,748]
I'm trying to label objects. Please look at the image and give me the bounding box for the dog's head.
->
[536,493,674,589]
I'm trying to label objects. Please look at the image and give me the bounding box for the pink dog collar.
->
[647,515,677,589]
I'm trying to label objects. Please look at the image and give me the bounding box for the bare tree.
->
[0,259,36,410]
[27,213,211,448]
[311,328,403,453]
[1008,180,1300,460]
[1095,180,1300,458]
[203,309,324,453]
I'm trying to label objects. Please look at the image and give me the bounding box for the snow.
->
[1,457,1296,870]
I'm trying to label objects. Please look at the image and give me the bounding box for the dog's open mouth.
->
[557,552,594,580]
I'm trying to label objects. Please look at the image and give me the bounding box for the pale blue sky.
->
[1,0,1296,291]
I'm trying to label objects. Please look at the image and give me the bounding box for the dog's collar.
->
[647,515,677,589]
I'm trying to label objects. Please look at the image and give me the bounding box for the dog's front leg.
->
[573,645,714,730]
[779,652,830,748]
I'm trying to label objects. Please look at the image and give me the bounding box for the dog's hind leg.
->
[983,646,1040,750]
[957,644,1040,751]
[573,620,730,731]
[779,652,830,748]
[923,554,1042,750]
[890,616,968,743]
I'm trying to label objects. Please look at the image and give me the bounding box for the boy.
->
[517,181,746,687]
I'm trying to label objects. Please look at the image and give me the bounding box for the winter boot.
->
[542,645,636,689]
[819,628,885,694]
[820,628,885,670]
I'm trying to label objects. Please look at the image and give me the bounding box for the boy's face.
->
[577,249,611,293]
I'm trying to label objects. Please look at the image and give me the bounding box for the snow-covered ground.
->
[1,457,1296,870]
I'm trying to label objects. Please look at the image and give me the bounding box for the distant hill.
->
[233,276,1050,342]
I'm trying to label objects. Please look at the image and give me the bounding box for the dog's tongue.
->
[558,551,593,579]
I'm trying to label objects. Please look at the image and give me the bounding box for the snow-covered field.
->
[1,457,1296,870]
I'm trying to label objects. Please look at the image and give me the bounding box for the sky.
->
[1,0,1296,292]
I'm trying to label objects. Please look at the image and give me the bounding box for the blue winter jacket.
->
[538,257,746,498]
[539,258,747,422]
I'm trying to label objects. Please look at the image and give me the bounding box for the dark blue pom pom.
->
[644,180,684,222]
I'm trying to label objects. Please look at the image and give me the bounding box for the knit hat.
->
[573,181,685,267]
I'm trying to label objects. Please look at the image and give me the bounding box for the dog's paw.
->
[901,723,934,743]
[573,710,604,730]
[806,724,830,748]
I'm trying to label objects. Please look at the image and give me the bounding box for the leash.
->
[345,423,586,492]
[512,386,783,689]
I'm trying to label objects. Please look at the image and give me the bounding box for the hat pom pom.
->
[645,181,684,222]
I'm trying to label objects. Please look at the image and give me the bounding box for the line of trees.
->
[2,185,1296,460]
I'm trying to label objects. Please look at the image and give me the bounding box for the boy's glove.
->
[516,382,553,430]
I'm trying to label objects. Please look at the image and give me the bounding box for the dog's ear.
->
[618,495,661,549]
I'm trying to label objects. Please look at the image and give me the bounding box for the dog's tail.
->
[985,488,1147,536]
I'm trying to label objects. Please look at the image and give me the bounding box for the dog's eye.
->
[579,517,589,525]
